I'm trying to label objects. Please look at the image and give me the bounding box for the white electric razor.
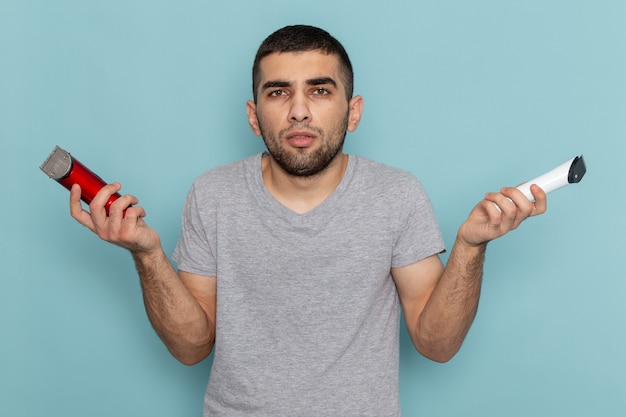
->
[516,155,586,202]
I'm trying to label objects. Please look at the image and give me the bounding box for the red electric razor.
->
[40,145,121,214]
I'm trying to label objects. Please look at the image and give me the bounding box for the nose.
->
[288,92,311,123]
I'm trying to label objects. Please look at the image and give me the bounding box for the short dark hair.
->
[252,25,354,102]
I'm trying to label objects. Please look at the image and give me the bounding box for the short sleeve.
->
[391,177,445,268]
[171,182,217,276]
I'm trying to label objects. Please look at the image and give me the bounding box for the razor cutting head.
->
[40,146,73,180]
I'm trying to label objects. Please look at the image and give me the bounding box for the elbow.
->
[177,355,206,367]
[167,339,214,366]
[414,336,463,364]
[411,319,471,363]
[422,347,459,364]
[172,346,213,366]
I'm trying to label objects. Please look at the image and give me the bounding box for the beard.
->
[258,113,349,177]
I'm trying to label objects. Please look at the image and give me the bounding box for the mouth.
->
[285,130,317,148]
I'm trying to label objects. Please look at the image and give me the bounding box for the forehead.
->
[258,50,343,84]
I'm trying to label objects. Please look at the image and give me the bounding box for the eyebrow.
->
[262,80,291,90]
[307,77,337,88]
[261,77,338,91]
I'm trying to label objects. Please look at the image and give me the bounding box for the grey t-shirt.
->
[173,153,445,417]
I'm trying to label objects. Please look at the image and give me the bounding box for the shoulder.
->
[180,154,261,212]
[191,154,259,193]
[351,155,426,196]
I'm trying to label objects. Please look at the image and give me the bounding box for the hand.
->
[458,184,547,247]
[70,182,161,253]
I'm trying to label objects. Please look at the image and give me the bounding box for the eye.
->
[312,88,330,95]
[268,89,287,97]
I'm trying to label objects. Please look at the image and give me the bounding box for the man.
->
[70,25,546,416]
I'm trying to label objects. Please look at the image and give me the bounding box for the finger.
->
[489,191,524,231]
[529,184,547,215]
[89,182,124,224]
[106,194,140,222]
[114,206,146,230]
[112,208,147,242]
[481,196,505,224]
[502,187,543,229]
[90,182,122,209]
[124,205,146,220]
[69,184,96,232]
[502,188,534,213]
[114,206,149,249]
[486,192,516,216]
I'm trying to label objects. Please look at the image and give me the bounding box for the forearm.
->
[416,237,486,362]
[408,186,546,362]
[68,184,215,363]
[132,248,215,365]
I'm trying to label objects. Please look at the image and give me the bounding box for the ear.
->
[246,100,262,136]
[347,95,364,132]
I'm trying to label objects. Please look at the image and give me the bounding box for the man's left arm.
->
[392,185,547,363]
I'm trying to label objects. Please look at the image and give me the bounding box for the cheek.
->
[256,107,283,130]
[309,104,338,123]
[323,107,350,132]
[256,114,282,141]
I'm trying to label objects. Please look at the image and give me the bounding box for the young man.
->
[70,25,546,416]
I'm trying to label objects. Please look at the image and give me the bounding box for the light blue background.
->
[1,1,624,416]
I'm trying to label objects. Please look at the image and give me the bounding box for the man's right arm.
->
[70,183,216,365]
[133,250,216,365]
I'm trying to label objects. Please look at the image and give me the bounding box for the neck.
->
[261,152,348,214]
